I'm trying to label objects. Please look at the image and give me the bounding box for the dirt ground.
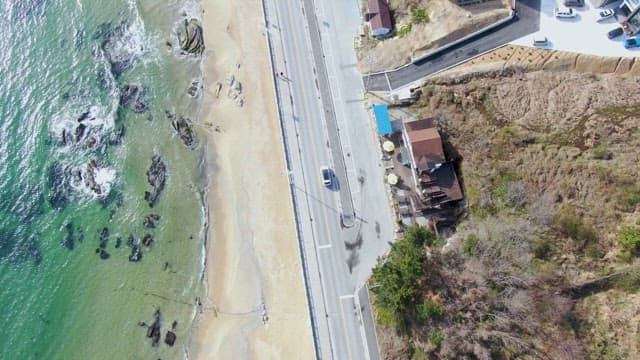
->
[358,0,511,73]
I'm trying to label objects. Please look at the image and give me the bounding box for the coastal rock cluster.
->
[171,116,196,148]
[119,84,149,113]
[179,19,204,55]
[138,309,178,347]
[97,21,142,77]
[144,156,167,208]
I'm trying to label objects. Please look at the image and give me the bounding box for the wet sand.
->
[190,0,315,358]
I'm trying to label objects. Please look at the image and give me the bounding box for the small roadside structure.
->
[371,104,393,136]
[366,0,393,37]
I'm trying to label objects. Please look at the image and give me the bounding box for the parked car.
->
[607,27,624,39]
[554,7,576,18]
[564,0,584,7]
[624,37,640,49]
[320,166,332,186]
[598,9,615,21]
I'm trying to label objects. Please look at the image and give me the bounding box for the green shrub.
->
[617,226,640,256]
[618,184,640,212]
[464,234,480,257]
[429,330,445,348]
[592,143,610,160]
[417,299,445,321]
[398,23,413,38]
[614,270,640,293]
[534,240,551,260]
[556,215,597,245]
[370,225,435,329]
[411,8,430,23]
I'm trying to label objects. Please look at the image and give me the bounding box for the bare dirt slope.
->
[358,0,510,73]
[376,51,640,359]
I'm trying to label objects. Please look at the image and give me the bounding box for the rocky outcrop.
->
[143,214,161,228]
[164,330,176,346]
[142,234,153,247]
[99,21,140,77]
[120,84,149,113]
[146,309,162,347]
[144,156,166,208]
[48,163,69,210]
[179,19,204,55]
[171,117,196,148]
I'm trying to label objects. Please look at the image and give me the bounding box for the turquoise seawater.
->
[0,1,207,359]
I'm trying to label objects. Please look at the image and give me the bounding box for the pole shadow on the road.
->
[293,184,342,217]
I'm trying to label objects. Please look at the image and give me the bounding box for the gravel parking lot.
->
[511,0,640,55]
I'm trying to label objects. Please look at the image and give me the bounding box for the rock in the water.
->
[48,163,69,210]
[142,234,153,247]
[120,84,148,113]
[143,214,161,228]
[99,21,140,77]
[179,19,204,55]
[144,156,166,208]
[63,222,75,250]
[147,309,162,347]
[99,249,110,260]
[171,117,196,148]
[164,331,176,346]
[115,237,122,249]
[108,125,125,145]
[129,244,142,262]
[99,227,109,249]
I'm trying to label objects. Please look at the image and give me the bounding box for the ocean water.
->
[0,1,207,359]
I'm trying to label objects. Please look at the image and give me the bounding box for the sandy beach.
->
[190,0,315,358]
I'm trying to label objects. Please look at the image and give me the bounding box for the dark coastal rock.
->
[84,160,103,196]
[115,237,122,249]
[171,117,196,148]
[99,227,109,249]
[99,21,139,78]
[127,234,136,248]
[164,331,176,346]
[142,234,153,247]
[47,163,69,210]
[108,125,125,146]
[144,156,166,208]
[63,222,75,250]
[120,84,149,113]
[187,80,202,97]
[99,249,110,260]
[165,110,175,121]
[129,244,142,262]
[143,214,161,228]
[75,123,87,142]
[179,19,204,55]
[147,309,162,347]
[172,320,177,330]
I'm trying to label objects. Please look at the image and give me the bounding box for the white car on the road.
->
[554,6,576,18]
[320,166,332,186]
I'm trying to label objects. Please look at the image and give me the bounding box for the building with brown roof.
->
[402,118,463,207]
[366,0,392,37]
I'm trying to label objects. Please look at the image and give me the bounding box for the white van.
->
[533,36,548,46]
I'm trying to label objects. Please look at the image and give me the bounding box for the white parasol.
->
[387,173,399,185]
[382,140,395,152]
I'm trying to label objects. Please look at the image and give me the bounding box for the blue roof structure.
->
[372,104,392,136]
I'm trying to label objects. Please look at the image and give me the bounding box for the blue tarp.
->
[372,104,392,136]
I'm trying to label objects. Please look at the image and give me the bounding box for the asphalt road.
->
[265,0,395,358]
[364,0,541,91]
